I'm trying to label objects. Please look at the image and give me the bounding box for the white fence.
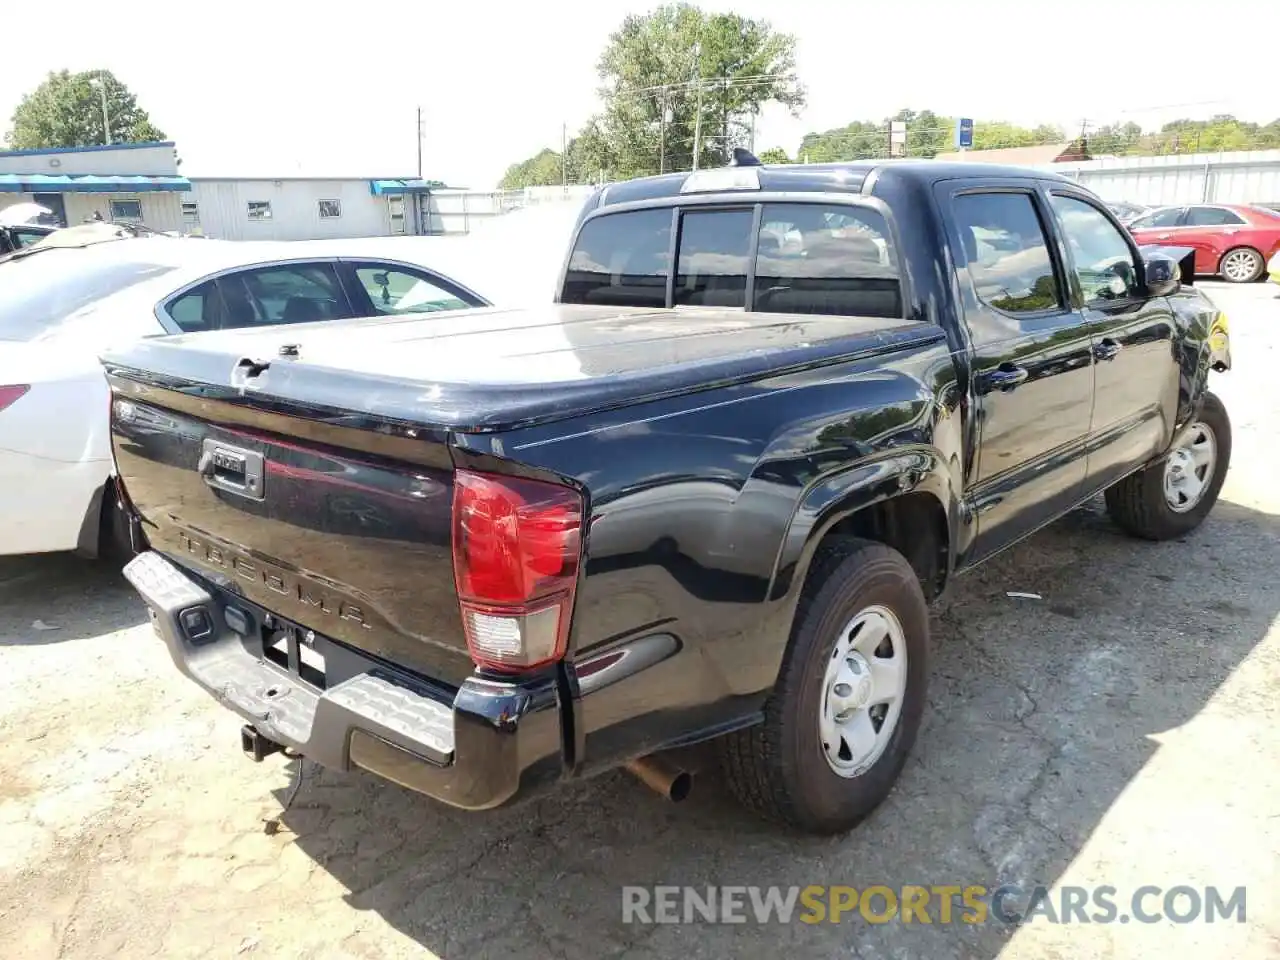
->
[424,184,598,234]
[1046,150,1280,206]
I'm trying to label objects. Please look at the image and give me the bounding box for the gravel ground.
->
[1,282,1277,960]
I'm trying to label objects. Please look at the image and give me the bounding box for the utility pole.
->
[416,106,423,179]
[562,122,568,188]
[691,42,703,171]
[90,75,111,145]
[659,92,667,175]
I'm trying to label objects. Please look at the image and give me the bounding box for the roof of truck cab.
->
[593,159,1077,208]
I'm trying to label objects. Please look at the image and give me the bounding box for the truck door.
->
[939,183,1095,562]
[1044,190,1179,494]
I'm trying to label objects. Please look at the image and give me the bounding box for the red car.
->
[1126,203,1280,282]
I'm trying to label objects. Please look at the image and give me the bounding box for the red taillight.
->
[0,385,30,413]
[452,469,583,673]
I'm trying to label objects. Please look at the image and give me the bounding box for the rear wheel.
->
[1218,246,1263,283]
[1104,392,1231,540]
[718,538,929,834]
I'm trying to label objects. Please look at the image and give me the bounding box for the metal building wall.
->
[1052,150,1280,205]
[187,180,399,241]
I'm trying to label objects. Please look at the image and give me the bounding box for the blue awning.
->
[369,178,441,195]
[0,174,192,193]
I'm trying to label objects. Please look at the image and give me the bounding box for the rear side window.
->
[753,203,900,318]
[1185,206,1246,226]
[0,253,176,341]
[953,193,1060,315]
[562,209,671,308]
[223,262,348,328]
[1130,207,1182,229]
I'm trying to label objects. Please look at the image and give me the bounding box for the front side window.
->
[954,192,1061,315]
[354,264,472,314]
[674,209,754,307]
[247,201,272,221]
[1184,206,1246,226]
[1050,194,1141,302]
[562,208,672,308]
[753,203,899,317]
[218,262,346,328]
[110,199,143,222]
[1129,207,1182,229]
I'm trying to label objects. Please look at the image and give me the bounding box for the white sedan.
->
[0,204,582,559]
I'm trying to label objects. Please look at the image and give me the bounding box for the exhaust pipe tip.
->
[625,755,693,803]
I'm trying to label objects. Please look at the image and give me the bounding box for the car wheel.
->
[717,537,929,834]
[1218,246,1263,283]
[1104,392,1231,540]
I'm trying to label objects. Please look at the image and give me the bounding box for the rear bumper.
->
[0,450,109,556]
[124,551,564,810]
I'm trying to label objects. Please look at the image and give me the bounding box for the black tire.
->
[1218,246,1263,283]
[717,537,929,834]
[98,479,137,564]
[1104,391,1231,541]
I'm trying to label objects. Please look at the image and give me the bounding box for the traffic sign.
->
[956,118,974,149]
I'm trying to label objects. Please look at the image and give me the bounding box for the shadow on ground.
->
[0,553,145,645]
[259,496,1277,959]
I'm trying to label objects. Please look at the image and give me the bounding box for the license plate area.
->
[262,618,328,690]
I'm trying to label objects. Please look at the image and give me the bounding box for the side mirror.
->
[1144,253,1180,297]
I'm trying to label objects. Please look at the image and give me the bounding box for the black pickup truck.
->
[103,158,1231,834]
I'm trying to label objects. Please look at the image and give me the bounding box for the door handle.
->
[985,364,1029,392]
[1094,339,1122,361]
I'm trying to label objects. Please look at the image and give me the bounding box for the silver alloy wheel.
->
[1162,421,1217,513]
[819,604,908,778]
[1221,249,1260,282]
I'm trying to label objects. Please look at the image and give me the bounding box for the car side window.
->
[953,192,1061,315]
[12,228,47,248]
[353,264,472,315]
[222,262,348,328]
[165,279,223,333]
[1049,195,1141,302]
[1130,207,1182,229]
[1185,206,1246,226]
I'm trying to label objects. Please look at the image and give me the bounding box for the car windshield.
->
[0,250,176,341]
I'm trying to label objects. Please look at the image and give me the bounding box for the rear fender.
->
[768,448,958,613]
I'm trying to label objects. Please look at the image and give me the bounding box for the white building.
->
[0,141,189,231]
[2,140,598,241]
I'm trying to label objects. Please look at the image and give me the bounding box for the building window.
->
[181,202,200,224]
[109,199,143,222]
[318,199,342,219]
[247,201,273,221]
[388,195,406,235]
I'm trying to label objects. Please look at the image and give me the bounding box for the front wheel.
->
[1219,246,1263,283]
[717,538,929,834]
[1104,391,1232,540]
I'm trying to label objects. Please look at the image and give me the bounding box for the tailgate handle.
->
[198,439,265,501]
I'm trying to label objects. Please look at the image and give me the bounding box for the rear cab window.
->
[561,201,902,319]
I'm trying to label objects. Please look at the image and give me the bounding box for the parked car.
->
[1126,203,1280,282]
[1269,248,1280,285]
[1105,200,1150,224]
[0,230,562,560]
[105,159,1231,834]
[0,201,58,254]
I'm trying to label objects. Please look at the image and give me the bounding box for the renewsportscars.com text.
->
[621,884,1247,926]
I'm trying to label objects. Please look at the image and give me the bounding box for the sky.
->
[2,1,1276,189]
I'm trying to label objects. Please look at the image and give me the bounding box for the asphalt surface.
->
[1,281,1277,959]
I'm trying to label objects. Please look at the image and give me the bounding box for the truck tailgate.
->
[108,380,473,687]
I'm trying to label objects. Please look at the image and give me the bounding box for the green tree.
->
[757,146,790,164]
[500,4,804,183]
[6,69,166,149]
